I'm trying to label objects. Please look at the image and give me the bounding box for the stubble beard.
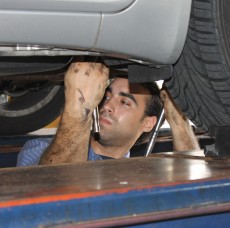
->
[97,113,140,148]
[97,126,119,147]
[98,124,137,148]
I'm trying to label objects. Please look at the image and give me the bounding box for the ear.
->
[142,116,157,133]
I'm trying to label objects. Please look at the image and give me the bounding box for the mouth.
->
[99,116,112,126]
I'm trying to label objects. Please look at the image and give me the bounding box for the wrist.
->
[167,116,190,128]
[64,104,93,121]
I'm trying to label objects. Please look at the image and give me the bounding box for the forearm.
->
[170,119,200,151]
[39,111,92,164]
[39,87,93,164]
[160,88,200,152]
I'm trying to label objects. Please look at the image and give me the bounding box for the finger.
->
[160,90,167,103]
[71,62,82,75]
[97,62,104,74]
[102,67,109,81]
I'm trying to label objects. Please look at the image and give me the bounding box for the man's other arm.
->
[160,88,200,151]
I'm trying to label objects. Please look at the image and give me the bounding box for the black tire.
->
[0,85,64,136]
[166,0,230,134]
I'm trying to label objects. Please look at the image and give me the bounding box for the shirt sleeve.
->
[17,138,53,167]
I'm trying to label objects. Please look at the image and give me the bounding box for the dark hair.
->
[134,82,164,145]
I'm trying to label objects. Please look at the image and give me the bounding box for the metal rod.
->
[145,108,165,157]
[93,106,100,133]
[93,78,115,134]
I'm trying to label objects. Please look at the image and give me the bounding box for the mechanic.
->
[17,62,200,166]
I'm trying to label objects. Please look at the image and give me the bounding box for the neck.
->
[90,137,131,159]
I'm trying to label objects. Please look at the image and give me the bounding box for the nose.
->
[101,97,115,114]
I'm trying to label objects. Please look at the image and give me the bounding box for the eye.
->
[102,94,110,104]
[121,99,130,106]
[104,95,110,100]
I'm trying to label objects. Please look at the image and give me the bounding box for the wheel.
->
[0,85,64,136]
[166,0,230,134]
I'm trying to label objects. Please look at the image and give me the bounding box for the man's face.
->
[98,77,155,147]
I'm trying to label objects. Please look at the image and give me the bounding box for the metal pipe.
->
[93,106,100,133]
[93,78,115,134]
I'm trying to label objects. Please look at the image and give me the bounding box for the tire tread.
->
[166,0,230,131]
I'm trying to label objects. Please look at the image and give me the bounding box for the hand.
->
[64,62,109,117]
[160,87,187,127]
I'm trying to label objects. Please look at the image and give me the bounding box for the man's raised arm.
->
[160,88,200,151]
[39,62,109,165]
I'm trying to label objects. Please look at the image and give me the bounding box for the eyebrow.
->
[106,87,137,105]
[120,92,137,105]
